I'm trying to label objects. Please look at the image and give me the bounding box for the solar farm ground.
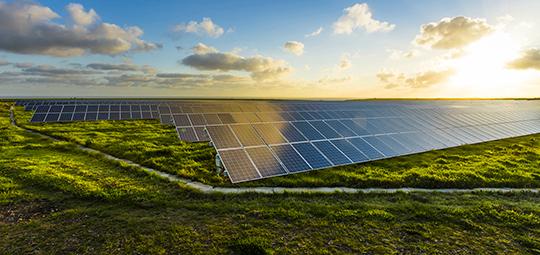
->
[2,101,540,254]
[13,105,540,189]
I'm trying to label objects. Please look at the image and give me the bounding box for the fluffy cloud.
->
[181,45,292,81]
[172,17,225,38]
[191,43,218,54]
[306,27,323,37]
[0,60,9,66]
[333,3,395,34]
[377,69,454,89]
[507,48,540,70]
[87,63,157,74]
[66,3,98,26]
[283,41,304,56]
[0,1,159,57]
[414,16,493,49]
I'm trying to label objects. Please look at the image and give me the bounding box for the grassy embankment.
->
[14,106,540,188]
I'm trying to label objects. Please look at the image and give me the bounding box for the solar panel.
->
[219,149,261,183]
[312,141,351,165]
[270,144,311,172]
[293,142,332,169]
[206,125,241,149]
[18,99,540,183]
[245,147,287,177]
[230,124,265,147]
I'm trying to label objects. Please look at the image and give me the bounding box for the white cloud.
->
[306,27,323,37]
[66,3,99,26]
[191,43,218,54]
[0,1,159,57]
[283,41,304,56]
[172,17,225,38]
[333,3,395,34]
[377,69,454,89]
[414,16,494,49]
[507,48,540,70]
[181,46,292,81]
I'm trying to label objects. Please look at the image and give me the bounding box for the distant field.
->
[14,106,540,189]
[2,102,540,254]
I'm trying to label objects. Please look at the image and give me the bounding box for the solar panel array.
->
[17,99,540,183]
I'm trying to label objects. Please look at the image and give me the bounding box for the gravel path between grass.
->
[10,106,540,194]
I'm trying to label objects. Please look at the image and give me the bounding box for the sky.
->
[0,0,540,99]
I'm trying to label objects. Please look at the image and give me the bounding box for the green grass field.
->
[14,106,540,189]
[2,103,540,254]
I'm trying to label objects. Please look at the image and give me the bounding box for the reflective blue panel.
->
[44,113,60,122]
[85,112,97,121]
[246,147,287,177]
[291,121,325,140]
[119,112,131,120]
[193,126,210,141]
[272,122,307,142]
[309,121,341,139]
[177,127,198,142]
[347,137,384,160]
[173,114,191,127]
[98,112,109,120]
[206,125,241,149]
[376,135,411,154]
[30,113,47,122]
[110,105,120,112]
[131,111,142,119]
[312,141,351,165]
[293,142,332,169]
[389,133,427,153]
[203,114,222,125]
[72,112,85,121]
[218,113,236,124]
[340,119,370,136]
[110,112,121,120]
[98,105,110,112]
[230,124,265,147]
[49,105,63,113]
[325,120,357,138]
[270,144,311,172]
[62,105,75,112]
[252,123,288,144]
[189,114,206,126]
[288,112,305,121]
[36,105,50,113]
[330,139,369,163]
[299,112,315,120]
[219,149,260,183]
[141,112,152,119]
[59,112,73,122]
[363,136,399,157]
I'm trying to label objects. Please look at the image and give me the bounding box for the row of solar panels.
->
[217,119,540,182]
[16,99,540,183]
[171,109,539,143]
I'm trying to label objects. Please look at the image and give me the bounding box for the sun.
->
[446,31,531,97]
